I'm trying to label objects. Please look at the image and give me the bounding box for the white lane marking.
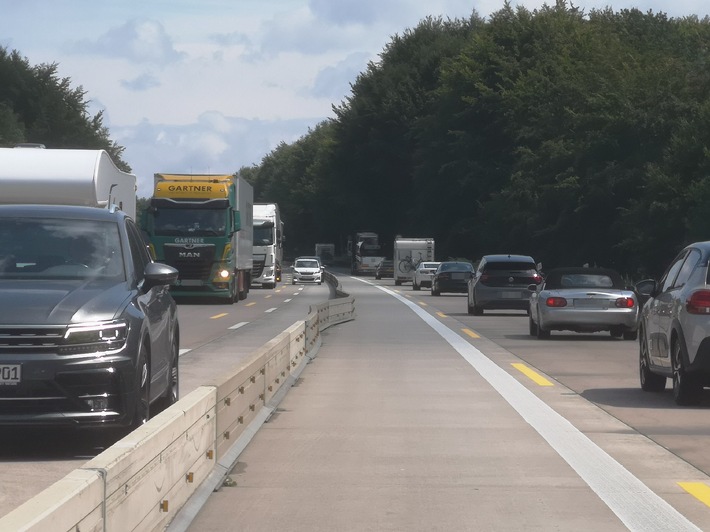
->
[179,349,191,356]
[229,322,249,330]
[284,299,292,303]
[265,308,277,313]
[368,279,699,532]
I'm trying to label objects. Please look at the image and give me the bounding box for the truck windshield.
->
[153,208,228,236]
[0,218,124,280]
[253,223,274,246]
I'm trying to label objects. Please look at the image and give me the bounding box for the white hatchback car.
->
[292,257,322,285]
[412,261,440,290]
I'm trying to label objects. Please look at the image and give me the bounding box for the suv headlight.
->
[59,320,128,356]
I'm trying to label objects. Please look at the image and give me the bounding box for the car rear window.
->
[483,261,536,271]
[559,274,614,288]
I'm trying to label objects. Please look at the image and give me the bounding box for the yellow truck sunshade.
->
[155,181,230,199]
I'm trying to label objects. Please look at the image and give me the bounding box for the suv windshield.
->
[0,217,125,280]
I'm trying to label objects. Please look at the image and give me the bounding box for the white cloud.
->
[69,19,186,65]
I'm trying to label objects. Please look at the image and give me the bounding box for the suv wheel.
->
[156,332,179,412]
[131,343,151,428]
[672,340,702,405]
[639,328,665,392]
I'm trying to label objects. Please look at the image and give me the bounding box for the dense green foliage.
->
[0,48,129,171]
[242,3,710,277]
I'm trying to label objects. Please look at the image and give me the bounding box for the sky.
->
[2,0,710,198]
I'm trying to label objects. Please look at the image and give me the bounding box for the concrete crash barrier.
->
[0,274,354,532]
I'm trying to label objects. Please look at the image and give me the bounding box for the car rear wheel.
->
[413,281,420,291]
[672,340,702,405]
[639,329,665,392]
[623,330,638,341]
[536,314,550,339]
[610,327,623,339]
[528,314,538,336]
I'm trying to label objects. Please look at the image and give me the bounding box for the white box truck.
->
[252,203,284,289]
[393,237,435,286]
[315,243,335,265]
[0,147,137,218]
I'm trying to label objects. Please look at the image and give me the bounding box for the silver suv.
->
[467,254,541,315]
[637,241,710,405]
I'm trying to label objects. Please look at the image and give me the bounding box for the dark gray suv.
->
[0,205,179,430]
[467,254,541,315]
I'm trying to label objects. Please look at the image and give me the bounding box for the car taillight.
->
[480,273,490,283]
[533,273,542,285]
[686,290,710,314]
[615,297,635,308]
[546,297,567,307]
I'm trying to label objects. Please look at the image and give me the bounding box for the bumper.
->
[539,308,638,333]
[434,280,468,293]
[473,286,532,310]
[0,353,136,427]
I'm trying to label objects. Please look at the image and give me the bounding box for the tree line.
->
[3,2,710,278]
[241,2,710,278]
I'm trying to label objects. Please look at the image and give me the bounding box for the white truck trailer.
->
[0,147,137,218]
[393,237,435,286]
[252,203,284,289]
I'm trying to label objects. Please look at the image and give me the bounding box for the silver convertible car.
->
[528,267,640,340]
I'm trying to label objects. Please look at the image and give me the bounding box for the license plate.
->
[0,365,21,385]
[179,279,204,287]
[501,291,521,299]
[574,299,607,309]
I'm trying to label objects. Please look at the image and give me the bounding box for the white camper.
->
[0,147,137,218]
[393,237,435,285]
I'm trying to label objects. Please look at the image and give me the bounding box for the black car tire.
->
[413,281,420,291]
[470,295,483,315]
[536,314,550,339]
[639,329,665,392]
[155,331,180,413]
[623,330,638,341]
[529,314,538,336]
[431,284,440,296]
[131,342,151,429]
[610,327,623,339]
[672,340,702,406]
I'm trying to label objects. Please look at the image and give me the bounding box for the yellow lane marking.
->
[419,302,427,307]
[511,363,554,387]
[436,312,447,318]
[245,302,256,307]
[210,313,228,320]
[265,295,272,299]
[462,328,480,339]
[679,482,710,507]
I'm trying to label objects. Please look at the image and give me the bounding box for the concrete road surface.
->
[182,275,709,531]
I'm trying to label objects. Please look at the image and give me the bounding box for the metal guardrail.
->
[0,274,354,532]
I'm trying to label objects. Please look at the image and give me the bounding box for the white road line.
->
[229,322,249,330]
[372,280,699,532]
[179,349,191,356]
[284,299,292,303]
[265,308,277,313]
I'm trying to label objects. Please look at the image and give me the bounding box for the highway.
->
[0,275,331,519]
[5,269,710,529]
[186,272,710,531]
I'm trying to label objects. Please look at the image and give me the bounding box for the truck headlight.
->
[60,320,128,355]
